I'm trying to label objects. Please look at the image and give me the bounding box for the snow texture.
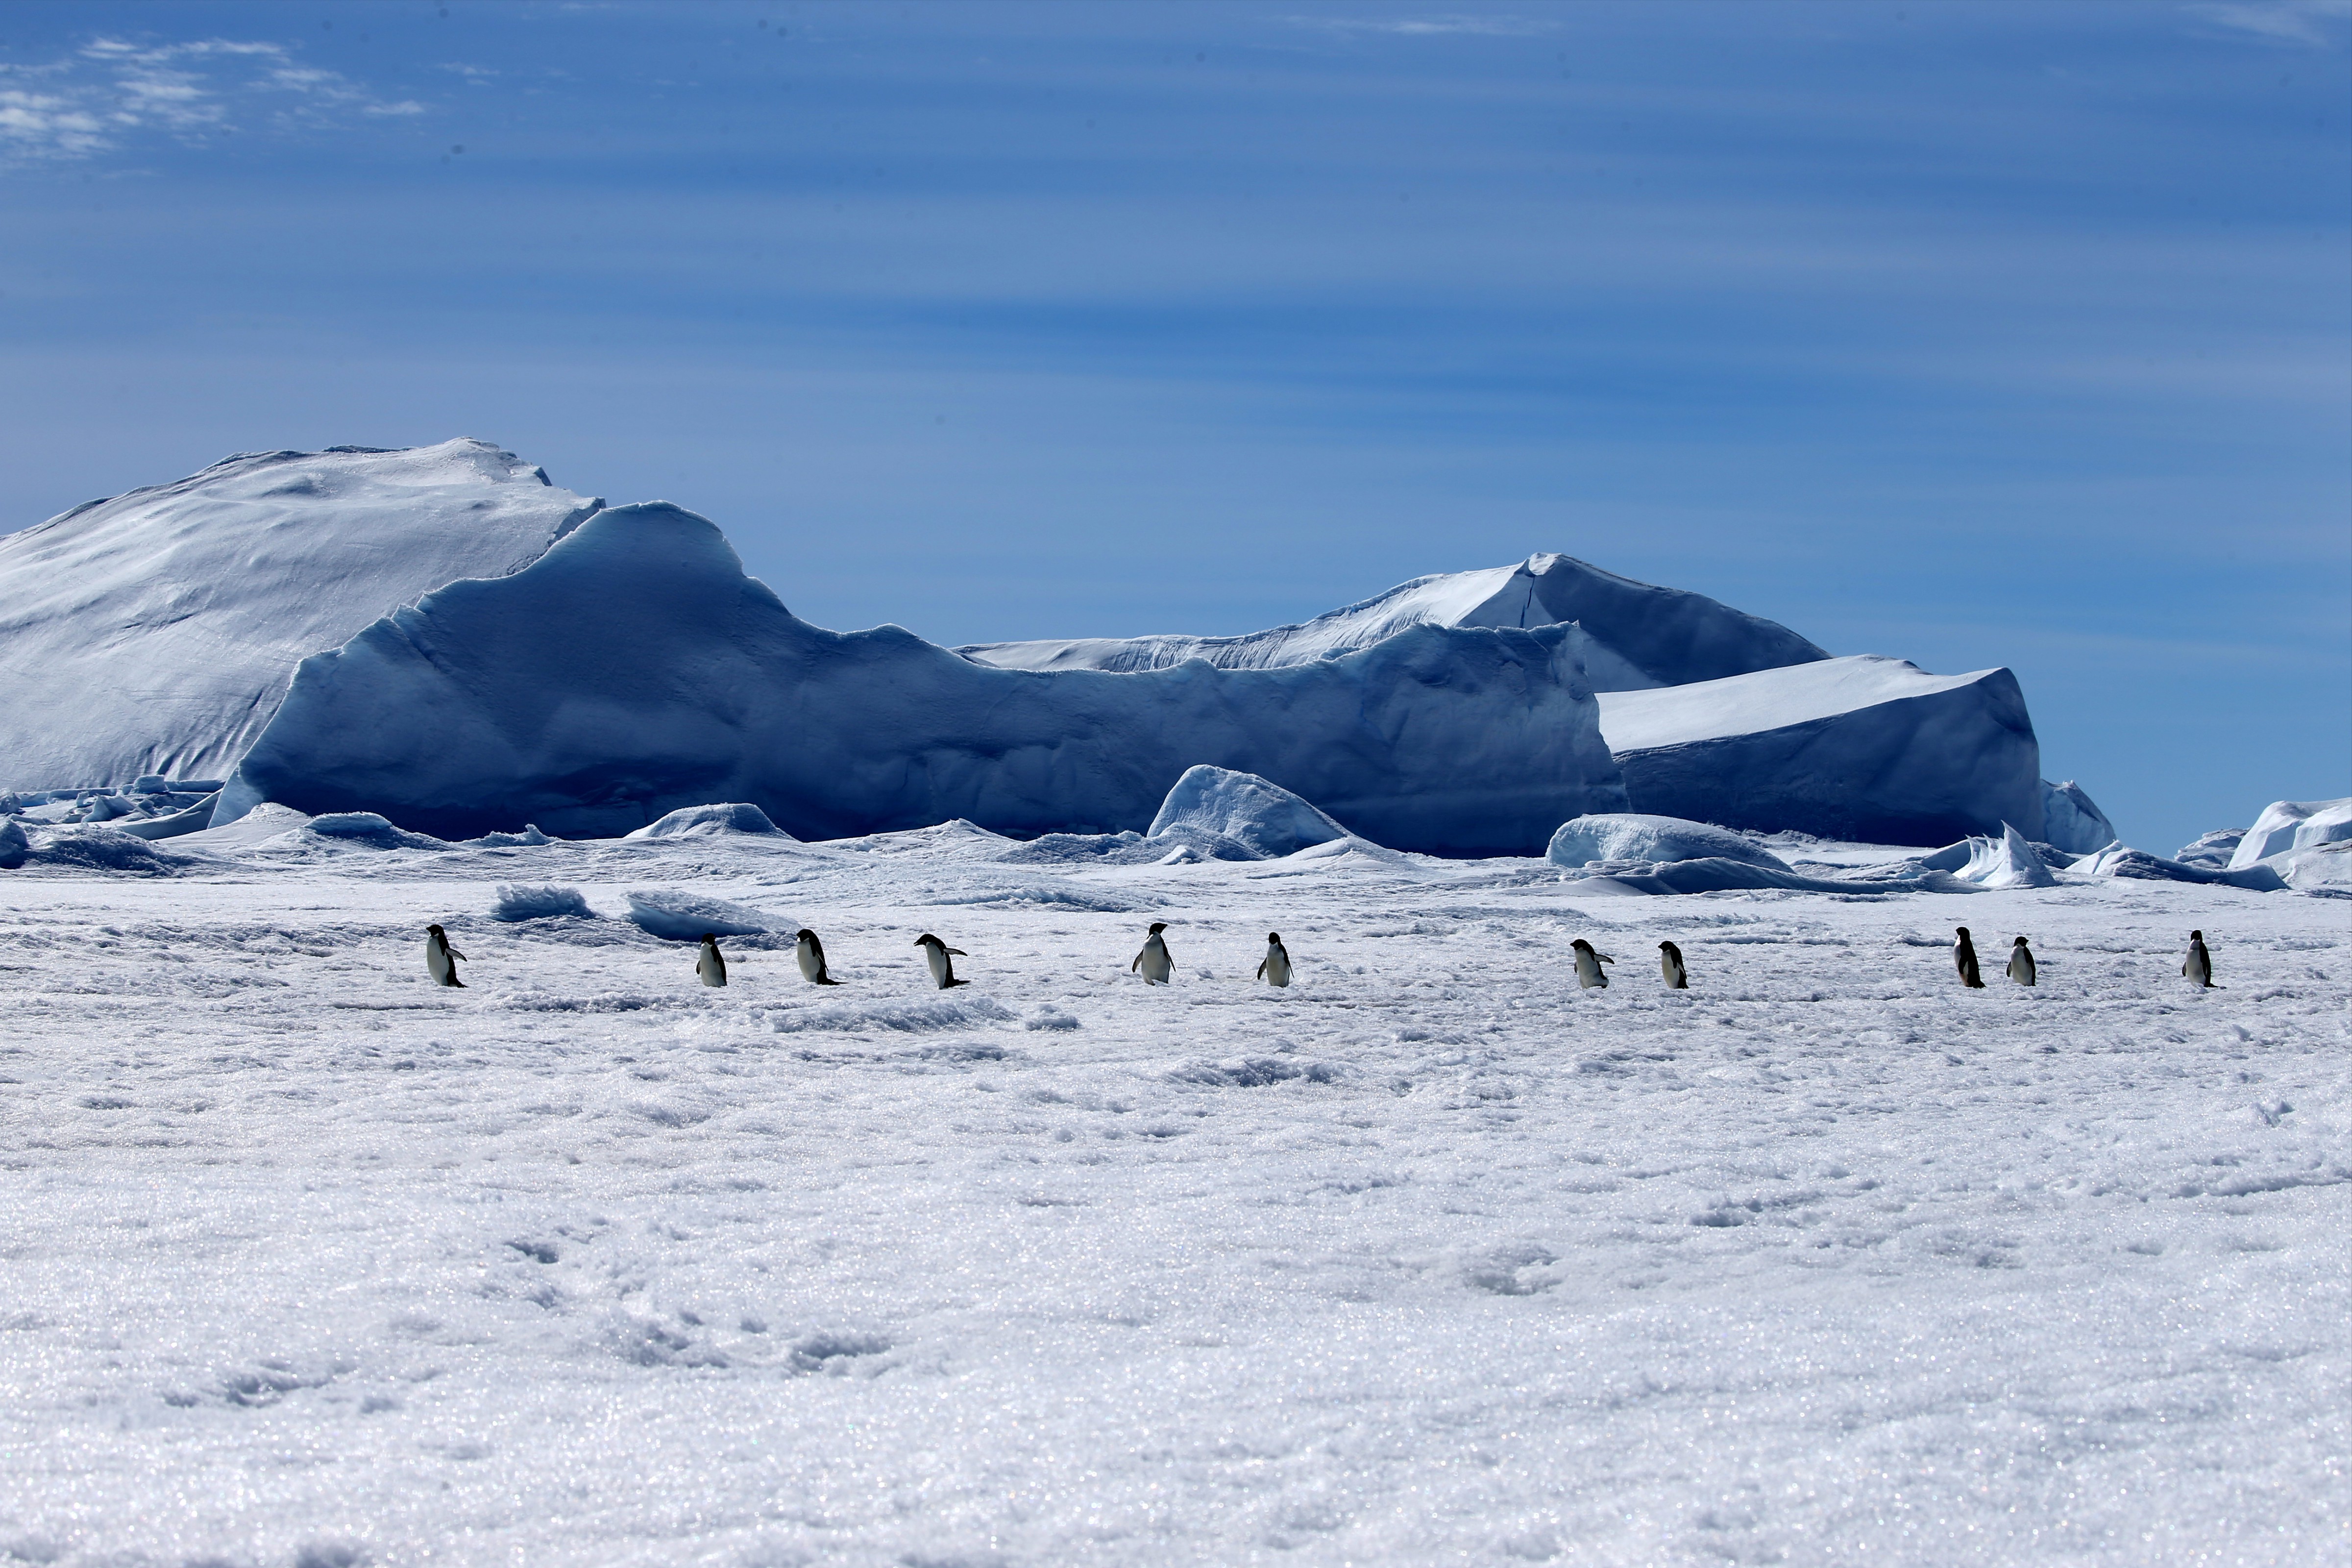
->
[229,504,1628,856]
[2230,797,2352,870]
[957,550,1828,691]
[1595,655,2042,845]
[1145,765,1354,858]
[490,883,595,922]
[0,440,601,792]
[623,887,790,942]
[623,802,794,841]
[1546,812,1788,871]
[2039,778,2117,855]
[1,823,2342,1567]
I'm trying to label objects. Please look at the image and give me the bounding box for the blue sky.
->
[2,0,2345,852]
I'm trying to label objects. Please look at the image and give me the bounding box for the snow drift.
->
[228,504,1629,855]
[0,440,602,792]
[1593,656,2043,846]
[957,551,1828,691]
[1545,813,1788,870]
[1146,766,1354,858]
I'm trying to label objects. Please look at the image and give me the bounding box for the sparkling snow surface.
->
[1,829,2345,1568]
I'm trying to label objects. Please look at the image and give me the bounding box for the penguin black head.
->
[1659,940,1678,950]
[2013,935,2029,945]
[1570,937,1594,951]
[2189,929,2204,940]
[700,932,717,944]
[1148,922,1168,934]
[1956,927,1972,938]
[1267,932,1282,944]
[915,933,940,947]
[426,923,446,936]
[796,928,818,941]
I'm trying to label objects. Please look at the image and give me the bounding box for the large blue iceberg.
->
[225,504,1629,854]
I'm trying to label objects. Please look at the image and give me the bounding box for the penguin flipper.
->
[449,947,468,961]
[948,948,967,957]
[1256,959,1267,979]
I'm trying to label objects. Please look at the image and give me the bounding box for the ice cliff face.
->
[1594,656,2044,845]
[957,552,1829,691]
[229,504,1628,855]
[0,440,600,791]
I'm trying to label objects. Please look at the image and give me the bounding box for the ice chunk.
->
[2173,829,2245,870]
[306,812,448,851]
[1146,766,1353,859]
[2230,798,2352,869]
[0,440,601,793]
[2285,841,2352,895]
[624,888,788,941]
[2038,779,2116,855]
[2070,842,2285,892]
[465,825,555,848]
[624,803,794,840]
[231,504,1627,856]
[115,792,222,841]
[1951,823,2059,889]
[0,818,26,869]
[1546,813,1786,870]
[1595,656,2042,845]
[958,551,1827,691]
[492,883,594,921]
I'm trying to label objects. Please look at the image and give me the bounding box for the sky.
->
[0,0,2344,854]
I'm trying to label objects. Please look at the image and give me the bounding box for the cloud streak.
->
[2182,0,2352,46]
[0,34,423,162]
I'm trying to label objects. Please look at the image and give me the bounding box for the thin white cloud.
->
[1282,13,1559,38]
[0,33,427,163]
[2182,0,2352,46]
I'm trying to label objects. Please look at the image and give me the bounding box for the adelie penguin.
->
[695,933,728,988]
[795,928,841,986]
[2006,936,2036,987]
[1571,938,1615,989]
[1953,926,1985,988]
[1132,922,1174,985]
[1658,940,1689,990]
[915,933,969,989]
[423,923,467,988]
[2182,929,2216,989]
[1257,932,1292,988]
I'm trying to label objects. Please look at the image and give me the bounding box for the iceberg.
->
[2070,842,2285,892]
[1145,766,1353,859]
[0,440,602,793]
[226,504,1629,856]
[2038,780,2116,856]
[1593,656,2042,845]
[2173,828,2246,870]
[492,883,595,921]
[623,803,795,841]
[1545,812,1787,870]
[957,552,1827,691]
[1950,823,2059,890]
[2229,798,2352,869]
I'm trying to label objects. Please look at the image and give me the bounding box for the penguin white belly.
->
[1661,953,1687,989]
[1573,950,1609,988]
[924,946,953,988]
[1136,936,1173,985]
[2007,949,2035,986]
[1261,948,1292,987]
[796,942,824,983]
[425,937,457,987]
[697,947,727,987]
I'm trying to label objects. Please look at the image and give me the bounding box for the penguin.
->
[423,923,466,988]
[1658,940,1688,990]
[794,928,841,985]
[1953,926,1984,988]
[2006,935,2036,987]
[1257,932,1292,988]
[1132,922,1174,985]
[2183,929,2216,989]
[1571,938,1614,989]
[914,933,969,989]
[695,933,728,988]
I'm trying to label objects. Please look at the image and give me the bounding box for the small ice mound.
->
[2230,797,2352,869]
[1165,1056,1342,1088]
[1952,823,2058,889]
[306,811,448,850]
[0,818,25,870]
[2173,828,2245,870]
[1025,1005,1081,1031]
[466,824,555,848]
[1147,765,1353,859]
[771,996,1016,1033]
[624,803,796,841]
[172,801,314,852]
[21,824,186,877]
[492,883,594,922]
[2039,779,2117,854]
[1546,813,1787,871]
[2070,842,2285,892]
[624,887,788,941]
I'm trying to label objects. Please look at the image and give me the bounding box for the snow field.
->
[0,838,2345,1567]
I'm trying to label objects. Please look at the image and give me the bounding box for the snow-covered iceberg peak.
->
[0,439,602,793]
[2038,780,2116,855]
[1147,766,1354,858]
[2229,798,2352,869]
[957,552,1827,692]
[230,503,1628,855]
